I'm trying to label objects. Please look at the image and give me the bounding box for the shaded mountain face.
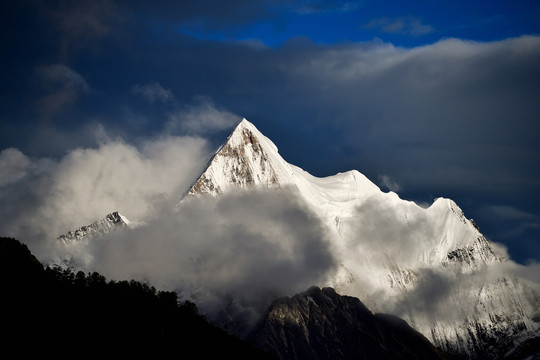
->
[53,118,540,358]
[247,286,447,360]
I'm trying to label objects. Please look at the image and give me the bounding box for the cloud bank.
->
[0,132,210,258]
[89,189,337,334]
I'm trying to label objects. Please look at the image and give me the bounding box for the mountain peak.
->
[187,118,294,196]
[223,118,279,153]
[238,117,252,128]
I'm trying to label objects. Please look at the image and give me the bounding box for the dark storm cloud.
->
[120,0,287,29]
[122,0,355,26]
[49,0,120,40]
[99,33,539,203]
[263,36,540,196]
[24,0,125,59]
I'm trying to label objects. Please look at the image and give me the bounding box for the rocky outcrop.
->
[247,286,448,360]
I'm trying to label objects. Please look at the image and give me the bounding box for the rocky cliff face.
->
[247,286,447,360]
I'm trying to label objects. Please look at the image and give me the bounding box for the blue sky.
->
[1,0,539,263]
[176,0,540,47]
[173,1,540,48]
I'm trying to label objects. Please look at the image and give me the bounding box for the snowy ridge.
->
[53,211,131,271]
[57,211,130,243]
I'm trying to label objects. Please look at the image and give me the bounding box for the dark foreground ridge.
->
[0,237,274,358]
[247,286,452,360]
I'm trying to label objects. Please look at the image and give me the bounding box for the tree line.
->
[0,236,274,358]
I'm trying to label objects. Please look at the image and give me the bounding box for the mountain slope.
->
[247,286,448,360]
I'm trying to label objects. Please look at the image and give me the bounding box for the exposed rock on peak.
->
[187,118,293,196]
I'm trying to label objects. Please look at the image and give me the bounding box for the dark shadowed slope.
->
[247,286,451,360]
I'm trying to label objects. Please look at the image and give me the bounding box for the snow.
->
[118,213,130,225]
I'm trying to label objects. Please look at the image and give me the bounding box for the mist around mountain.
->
[1,119,539,359]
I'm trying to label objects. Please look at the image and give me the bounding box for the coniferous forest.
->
[0,237,274,358]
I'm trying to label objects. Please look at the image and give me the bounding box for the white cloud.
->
[0,148,33,187]
[378,174,401,192]
[166,97,241,135]
[0,132,210,259]
[131,82,175,104]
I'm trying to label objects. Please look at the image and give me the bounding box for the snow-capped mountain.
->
[54,118,538,358]
[185,118,539,358]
